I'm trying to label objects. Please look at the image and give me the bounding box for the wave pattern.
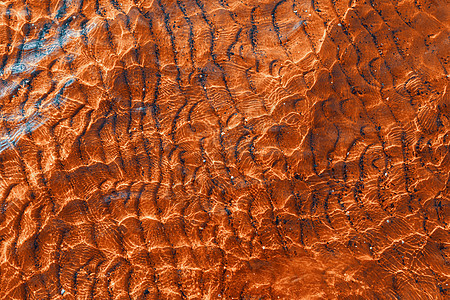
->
[0,0,449,298]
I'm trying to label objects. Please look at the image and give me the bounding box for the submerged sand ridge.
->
[0,0,449,298]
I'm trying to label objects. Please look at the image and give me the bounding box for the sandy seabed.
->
[0,0,448,299]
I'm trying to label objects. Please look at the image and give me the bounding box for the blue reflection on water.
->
[0,20,97,154]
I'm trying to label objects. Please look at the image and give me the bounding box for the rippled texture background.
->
[0,0,449,299]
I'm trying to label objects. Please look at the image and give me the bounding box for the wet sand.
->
[0,0,449,299]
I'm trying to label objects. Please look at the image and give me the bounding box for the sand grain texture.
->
[0,0,449,299]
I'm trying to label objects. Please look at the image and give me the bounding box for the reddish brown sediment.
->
[0,0,449,299]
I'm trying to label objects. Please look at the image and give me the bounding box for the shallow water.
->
[0,0,449,299]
